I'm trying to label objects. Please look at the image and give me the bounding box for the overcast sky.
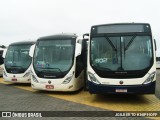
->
[0,0,160,52]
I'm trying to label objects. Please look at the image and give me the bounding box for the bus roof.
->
[91,23,150,27]
[9,41,35,46]
[0,45,6,48]
[38,33,77,40]
[91,23,151,34]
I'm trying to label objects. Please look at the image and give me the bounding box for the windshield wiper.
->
[8,65,23,68]
[124,36,136,51]
[41,67,63,73]
[105,36,118,61]
[105,37,117,51]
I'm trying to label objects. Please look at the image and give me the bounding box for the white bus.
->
[0,45,6,76]
[29,34,84,91]
[156,52,160,68]
[3,41,35,83]
[87,23,156,94]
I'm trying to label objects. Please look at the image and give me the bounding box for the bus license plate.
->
[115,89,127,93]
[46,85,54,89]
[12,78,17,81]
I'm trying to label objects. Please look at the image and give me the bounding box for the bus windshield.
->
[33,39,75,78]
[5,45,32,71]
[91,35,153,71]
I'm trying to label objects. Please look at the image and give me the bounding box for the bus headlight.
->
[32,75,39,83]
[88,72,100,84]
[23,71,31,77]
[3,71,7,77]
[62,72,74,84]
[143,72,156,84]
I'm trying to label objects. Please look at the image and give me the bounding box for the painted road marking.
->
[0,78,160,112]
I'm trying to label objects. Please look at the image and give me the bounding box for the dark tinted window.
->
[91,36,152,71]
[5,45,32,69]
[33,39,76,78]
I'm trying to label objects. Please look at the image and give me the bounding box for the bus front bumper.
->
[88,81,156,94]
[31,82,81,92]
[3,77,31,83]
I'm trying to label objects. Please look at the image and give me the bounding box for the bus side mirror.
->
[83,33,89,39]
[75,43,82,57]
[29,44,35,57]
[2,49,7,58]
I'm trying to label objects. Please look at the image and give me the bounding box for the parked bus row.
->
[1,23,157,94]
